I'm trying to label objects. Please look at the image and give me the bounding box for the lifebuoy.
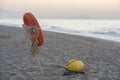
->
[23,12,44,46]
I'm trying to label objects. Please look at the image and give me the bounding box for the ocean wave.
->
[0,23,20,27]
[1,18,120,42]
[46,25,81,33]
[92,31,120,37]
[43,25,120,42]
[46,25,120,37]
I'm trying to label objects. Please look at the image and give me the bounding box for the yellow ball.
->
[65,59,85,72]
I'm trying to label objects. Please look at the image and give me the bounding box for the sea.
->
[0,18,120,42]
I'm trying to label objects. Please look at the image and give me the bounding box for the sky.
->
[0,0,120,19]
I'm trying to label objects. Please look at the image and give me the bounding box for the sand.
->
[0,25,120,80]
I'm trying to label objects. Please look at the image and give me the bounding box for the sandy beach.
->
[0,25,120,80]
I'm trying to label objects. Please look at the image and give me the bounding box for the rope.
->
[22,24,39,55]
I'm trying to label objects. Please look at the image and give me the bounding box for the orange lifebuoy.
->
[23,12,44,46]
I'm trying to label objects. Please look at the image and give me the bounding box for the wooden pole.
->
[35,51,44,75]
[22,24,44,75]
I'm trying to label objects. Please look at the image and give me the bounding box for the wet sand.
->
[0,25,120,80]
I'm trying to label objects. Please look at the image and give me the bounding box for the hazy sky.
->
[0,0,120,18]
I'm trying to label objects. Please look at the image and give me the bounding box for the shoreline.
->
[0,25,120,80]
[0,24,120,43]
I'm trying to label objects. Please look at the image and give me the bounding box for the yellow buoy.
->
[65,59,85,72]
